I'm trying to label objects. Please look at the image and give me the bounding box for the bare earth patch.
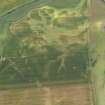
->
[0,84,92,105]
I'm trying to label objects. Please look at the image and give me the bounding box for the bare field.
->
[0,84,92,105]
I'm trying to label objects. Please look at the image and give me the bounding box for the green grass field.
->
[0,0,89,86]
[0,1,91,105]
[0,0,35,16]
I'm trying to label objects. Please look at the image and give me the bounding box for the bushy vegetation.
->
[0,0,89,85]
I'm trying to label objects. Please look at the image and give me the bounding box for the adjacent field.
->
[90,0,105,20]
[90,0,105,105]
[0,0,89,85]
[0,0,34,16]
[0,1,91,105]
[0,84,91,105]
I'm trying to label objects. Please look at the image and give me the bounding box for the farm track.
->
[90,0,105,20]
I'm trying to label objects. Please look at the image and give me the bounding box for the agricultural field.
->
[0,0,89,85]
[0,84,91,105]
[89,0,105,105]
[0,0,34,15]
[0,0,92,105]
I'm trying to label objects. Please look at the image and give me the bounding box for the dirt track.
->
[90,0,105,20]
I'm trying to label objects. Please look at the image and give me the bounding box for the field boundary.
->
[0,79,89,90]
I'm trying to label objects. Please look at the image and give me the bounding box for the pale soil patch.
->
[0,84,92,105]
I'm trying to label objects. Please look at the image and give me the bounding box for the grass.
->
[90,22,105,105]
[90,1,105,103]
[0,0,89,85]
[0,0,34,16]
[49,0,81,9]
[0,44,88,84]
